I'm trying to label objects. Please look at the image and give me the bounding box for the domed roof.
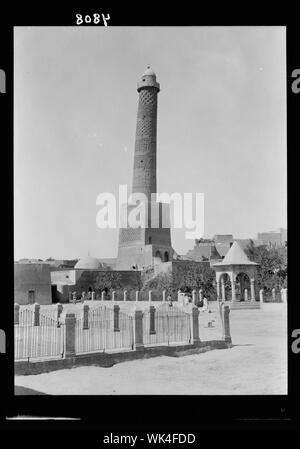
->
[74,256,102,270]
[142,66,156,76]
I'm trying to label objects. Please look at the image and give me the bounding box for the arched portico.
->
[213,242,258,303]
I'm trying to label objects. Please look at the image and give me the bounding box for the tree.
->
[94,272,122,294]
[244,241,287,293]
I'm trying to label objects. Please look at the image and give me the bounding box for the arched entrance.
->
[155,250,162,260]
[236,272,250,301]
[219,273,231,301]
[164,251,169,262]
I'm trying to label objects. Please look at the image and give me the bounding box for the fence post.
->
[34,303,40,326]
[56,303,63,327]
[14,303,20,325]
[112,290,115,302]
[82,291,86,302]
[191,306,200,345]
[177,290,181,302]
[135,290,139,302]
[259,289,264,306]
[149,305,156,334]
[114,305,120,332]
[101,291,105,302]
[222,304,232,344]
[199,289,203,302]
[272,288,276,302]
[162,290,166,302]
[65,313,76,358]
[192,290,196,305]
[124,290,127,302]
[244,289,248,301]
[148,290,152,303]
[83,303,89,330]
[91,291,95,301]
[134,309,144,351]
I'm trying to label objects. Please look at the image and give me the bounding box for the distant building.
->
[183,239,222,265]
[257,228,287,247]
[50,256,141,302]
[14,263,52,305]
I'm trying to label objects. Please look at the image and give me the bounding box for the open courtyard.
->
[15,303,287,395]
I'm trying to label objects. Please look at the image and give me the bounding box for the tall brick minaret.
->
[132,66,160,201]
[116,67,173,270]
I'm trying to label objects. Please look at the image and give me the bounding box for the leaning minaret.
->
[116,67,173,270]
[132,66,160,200]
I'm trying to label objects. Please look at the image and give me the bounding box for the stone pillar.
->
[124,290,127,302]
[192,290,196,305]
[56,303,63,327]
[259,289,264,305]
[112,290,115,302]
[191,306,200,345]
[231,281,236,302]
[135,290,139,302]
[221,279,225,301]
[14,303,20,325]
[250,279,255,302]
[134,309,144,351]
[101,291,105,301]
[199,289,203,302]
[34,303,40,326]
[162,290,166,302]
[148,290,152,303]
[65,313,76,358]
[216,282,220,301]
[244,288,248,301]
[281,288,287,303]
[91,291,95,301]
[149,305,156,334]
[272,288,276,302]
[113,305,120,331]
[222,304,232,344]
[83,303,89,330]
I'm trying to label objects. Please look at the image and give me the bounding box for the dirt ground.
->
[15,303,287,395]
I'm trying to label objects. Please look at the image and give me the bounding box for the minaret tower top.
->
[137,65,160,92]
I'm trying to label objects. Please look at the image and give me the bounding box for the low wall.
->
[15,340,229,376]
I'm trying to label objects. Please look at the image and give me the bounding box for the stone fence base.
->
[15,339,230,376]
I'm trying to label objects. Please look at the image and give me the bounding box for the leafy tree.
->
[244,240,287,293]
[94,271,122,294]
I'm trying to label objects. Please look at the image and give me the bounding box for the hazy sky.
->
[14,26,287,260]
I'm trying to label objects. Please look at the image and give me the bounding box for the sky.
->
[14,26,287,260]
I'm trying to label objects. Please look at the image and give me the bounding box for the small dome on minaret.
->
[143,66,156,76]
